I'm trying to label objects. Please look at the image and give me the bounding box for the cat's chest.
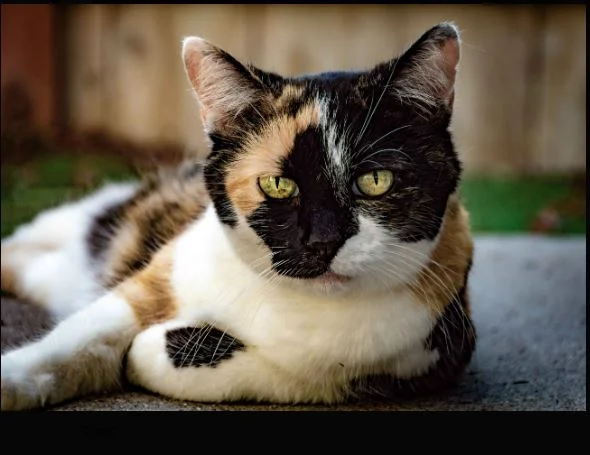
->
[230,287,435,365]
[183,283,435,374]
[170,213,435,366]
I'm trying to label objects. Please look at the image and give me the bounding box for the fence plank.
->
[532,5,586,173]
[65,5,107,133]
[1,4,55,132]
[95,5,176,145]
[62,4,585,174]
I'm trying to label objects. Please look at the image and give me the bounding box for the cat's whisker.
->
[375,253,455,354]
[360,250,455,355]
[341,113,355,148]
[355,125,412,158]
[235,259,293,331]
[354,95,375,147]
[184,256,286,361]
[356,146,406,164]
[381,244,470,345]
[384,240,462,279]
[372,147,414,164]
[384,244,460,299]
[354,58,400,147]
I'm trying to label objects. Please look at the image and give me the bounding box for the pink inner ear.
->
[435,38,460,104]
[184,49,206,96]
[183,37,218,104]
[185,57,201,89]
[440,38,460,81]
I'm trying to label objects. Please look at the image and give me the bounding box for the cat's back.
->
[89,160,210,289]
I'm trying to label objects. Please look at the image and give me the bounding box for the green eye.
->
[355,170,394,197]
[258,175,299,199]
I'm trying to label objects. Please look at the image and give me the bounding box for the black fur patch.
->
[311,69,459,243]
[203,135,240,228]
[348,280,476,401]
[87,167,207,286]
[86,200,128,259]
[165,325,245,368]
[247,127,359,279]
[85,182,156,264]
[118,202,177,275]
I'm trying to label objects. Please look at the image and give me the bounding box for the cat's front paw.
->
[1,355,54,411]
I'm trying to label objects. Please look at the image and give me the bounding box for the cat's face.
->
[183,23,462,294]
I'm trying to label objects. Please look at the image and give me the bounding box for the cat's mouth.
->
[272,259,351,284]
[308,270,352,285]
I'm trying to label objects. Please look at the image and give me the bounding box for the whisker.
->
[354,58,400,147]
[355,125,412,157]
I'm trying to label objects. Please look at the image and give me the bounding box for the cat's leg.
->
[0,241,176,411]
[0,290,140,410]
[1,182,137,319]
[126,321,340,404]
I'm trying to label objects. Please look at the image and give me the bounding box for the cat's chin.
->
[309,270,352,284]
[295,270,353,294]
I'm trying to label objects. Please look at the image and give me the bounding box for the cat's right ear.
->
[182,37,268,134]
[374,22,461,115]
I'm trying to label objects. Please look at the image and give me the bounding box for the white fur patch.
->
[1,292,138,410]
[2,182,138,319]
[331,215,436,293]
[318,97,350,203]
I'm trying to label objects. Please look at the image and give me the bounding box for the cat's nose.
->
[307,240,341,262]
[305,209,344,262]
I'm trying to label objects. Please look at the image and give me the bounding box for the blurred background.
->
[1,4,586,237]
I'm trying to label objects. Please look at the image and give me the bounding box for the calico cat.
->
[0,22,475,410]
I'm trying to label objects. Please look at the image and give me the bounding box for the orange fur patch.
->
[116,240,177,329]
[412,194,474,316]
[275,84,305,110]
[225,102,320,216]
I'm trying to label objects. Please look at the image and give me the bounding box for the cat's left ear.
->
[386,22,461,113]
[182,37,274,134]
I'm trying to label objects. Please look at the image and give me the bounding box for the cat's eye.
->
[258,175,299,199]
[355,170,394,197]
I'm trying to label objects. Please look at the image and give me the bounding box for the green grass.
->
[1,153,136,238]
[459,175,585,235]
[1,153,586,238]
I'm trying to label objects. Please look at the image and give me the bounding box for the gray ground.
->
[1,235,586,411]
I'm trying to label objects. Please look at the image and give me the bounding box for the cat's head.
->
[183,23,463,294]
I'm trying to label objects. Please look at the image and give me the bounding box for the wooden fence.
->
[11,4,590,174]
